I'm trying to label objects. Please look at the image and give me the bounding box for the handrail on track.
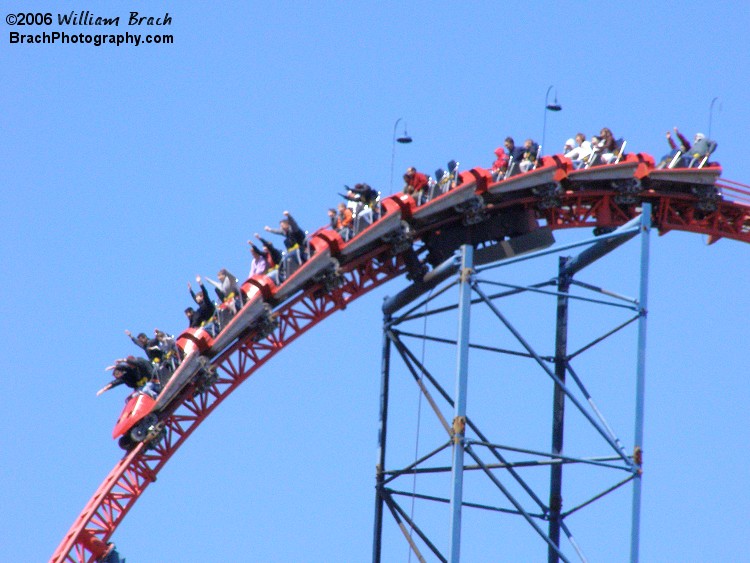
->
[717,180,750,206]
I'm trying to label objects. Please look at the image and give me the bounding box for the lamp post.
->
[708,97,720,139]
[541,86,562,157]
[390,118,413,191]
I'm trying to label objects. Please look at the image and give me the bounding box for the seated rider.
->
[658,127,691,168]
[598,127,618,164]
[491,146,509,180]
[564,133,593,169]
[685,133,715,167]
[154,328,180,379]
[657,129,714,168]
[248,242,269,278]
[205,268,244,314]
[125,329,171,385]
[124,330,163,363]
[503,137,526,177]
[254,233,285,283]
[403,167,429,203]
[563,133,591,161]
[154,329,177,354]
[344,183,378,206]
[329,202,354,241]
[519,139,540,172]
[327,208,338,230]
[97,356,160,398]
[187,275,218,335]
[263,211,308,273]
[342,183,380,223]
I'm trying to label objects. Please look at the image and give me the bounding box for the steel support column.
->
[372,315,393,563]
[448,245,474,563]
[373,216,654,560]
[548,255,571,562]
[630,202,652,563]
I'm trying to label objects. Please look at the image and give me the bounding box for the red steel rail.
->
[52,161,750,562]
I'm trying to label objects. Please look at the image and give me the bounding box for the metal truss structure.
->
[373,207,654,562]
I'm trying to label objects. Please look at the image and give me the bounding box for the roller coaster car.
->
[113,327,215,450]
[563,154,654,209]
[213,275,274,352]
[485,156,571,204]
[335,196,408,262]
[583,138,627,168]
[113,391,156,445]
[427,161,460,201]
[410,169,487,228]
[566,153,653,190]
[271,234,338,303]
[665,139,718,169]
[645,162,722,193]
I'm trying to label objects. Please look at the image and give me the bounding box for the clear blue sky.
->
[3,2,749,561]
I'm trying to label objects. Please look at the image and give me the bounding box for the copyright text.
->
[6,10,174,47]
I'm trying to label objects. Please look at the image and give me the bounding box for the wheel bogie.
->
[129,413,158,443]
[118,435,135,451]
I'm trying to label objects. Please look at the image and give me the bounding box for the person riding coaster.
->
[96,356,164,449]
[97,356,161,399]
[99,350,217,450]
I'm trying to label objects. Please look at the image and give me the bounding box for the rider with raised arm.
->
[124,330,163,362]
[187,275,217,335]
[263,211,307,274]
[254,233,284,283]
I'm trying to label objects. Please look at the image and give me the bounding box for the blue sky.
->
[3,1,750,561]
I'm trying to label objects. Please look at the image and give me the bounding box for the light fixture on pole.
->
[541,85,562,157]
[390,118,413,191]
[708,96,720,139]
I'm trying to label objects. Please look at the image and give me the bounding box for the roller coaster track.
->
[52,157,750,562]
